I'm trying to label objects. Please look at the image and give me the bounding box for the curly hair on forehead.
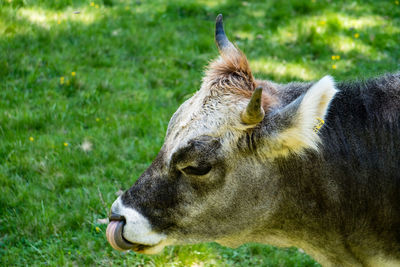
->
[206,50,255,93]
[203,49,278,112]
[200,13,278,113]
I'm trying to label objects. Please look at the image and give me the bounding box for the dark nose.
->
[109,212,125,222]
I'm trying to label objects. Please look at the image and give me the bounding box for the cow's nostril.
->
[109,212,125,222]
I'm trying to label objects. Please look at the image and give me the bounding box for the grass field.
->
[1,0,399,265]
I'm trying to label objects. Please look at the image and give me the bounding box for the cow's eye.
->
[181,165,212,176]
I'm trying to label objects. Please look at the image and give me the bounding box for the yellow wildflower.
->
[90,2,95,6]
[336,55,340,60]
[71,72,76,77]
[332,64,337,69]
[60,76,65,84]
[57,20,61,25]
[319,21,326,25]
[64,142,69,147]
[96,226,100,232]
[354,33,360,38]
[331,55,335,60]
[29,137,34,142]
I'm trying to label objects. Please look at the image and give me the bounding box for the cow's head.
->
[106,14,337,254]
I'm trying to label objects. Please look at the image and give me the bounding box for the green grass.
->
[0,0,399,265]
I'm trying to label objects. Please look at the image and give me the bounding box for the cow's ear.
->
[266,76,338,156]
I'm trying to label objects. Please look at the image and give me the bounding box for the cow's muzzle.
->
[106,214,153,252]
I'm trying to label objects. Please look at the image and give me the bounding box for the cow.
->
[106,14,400,266]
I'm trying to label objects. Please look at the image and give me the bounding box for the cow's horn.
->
[241,87,265,125]
[215,14,236,53]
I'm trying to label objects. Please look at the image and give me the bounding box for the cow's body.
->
[245,75,400,265]
[106,15,400,266]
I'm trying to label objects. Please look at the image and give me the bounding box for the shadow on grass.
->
[2,0,399,84]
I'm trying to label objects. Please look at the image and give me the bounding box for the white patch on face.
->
[164,85,249,164]
[111,197,166,246]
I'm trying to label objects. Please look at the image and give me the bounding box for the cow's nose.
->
[109,212,125,222]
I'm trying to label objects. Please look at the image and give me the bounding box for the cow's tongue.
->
[106,221,135,251]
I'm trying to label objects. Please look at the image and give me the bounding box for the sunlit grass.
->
[197,0,227,8]
[338,14,384,29]
[273,12,398,57]
[18,7,100,28]
[235,30,255,40]
[252,58,318,80]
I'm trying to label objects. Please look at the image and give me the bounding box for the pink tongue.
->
[106,221,134,251]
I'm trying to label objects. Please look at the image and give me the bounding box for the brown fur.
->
[255,79,279,111]
[205,48,278,112]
